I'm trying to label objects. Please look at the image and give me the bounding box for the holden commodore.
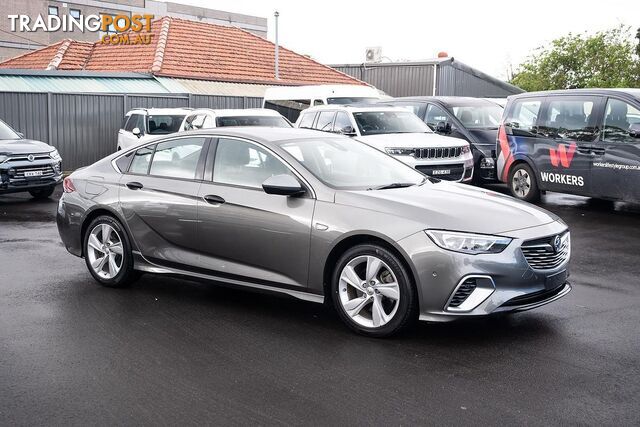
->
[57,128,571,337]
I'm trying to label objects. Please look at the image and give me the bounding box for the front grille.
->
[415,164,465,181]
[11,164,56,179]
[521,231,570,270]
[6,154,51,163]
[501,283,566,307]
[414,147,463,159]
[448,278,477,308]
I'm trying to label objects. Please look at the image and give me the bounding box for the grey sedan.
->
[57,128,571,337]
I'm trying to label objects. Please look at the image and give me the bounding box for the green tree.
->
[511,26,640,91]
[636,27,640,56]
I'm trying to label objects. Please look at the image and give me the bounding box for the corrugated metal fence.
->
[0,92,263,170]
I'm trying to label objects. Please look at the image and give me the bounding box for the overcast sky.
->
[164,0,638,80]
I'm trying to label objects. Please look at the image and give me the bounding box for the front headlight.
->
[385,148,415,156]
[0,155,7,163]
[50,149,62,161]
[480,157,495,168]
[426,230,512,254]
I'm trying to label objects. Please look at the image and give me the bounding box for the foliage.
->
[511,26,640,91]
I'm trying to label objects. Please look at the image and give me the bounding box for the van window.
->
[602,99,640,144]
[298,112,316,129]
[264,100,311,122]
[505,99,541,137]
[314,100,325,106]
[314,111,335,131]
[538,97,598,141]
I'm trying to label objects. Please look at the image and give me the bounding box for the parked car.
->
[496,88,640,203]
[180,108,292,131]
[117,108,191,151]
[380,97,503,182]
[263,84,381,123]
[296,105,474,182]
[57,128,571,337]
[0,119,63,199]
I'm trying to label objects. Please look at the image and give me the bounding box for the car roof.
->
[302,105,409,114]
[178,126,337,144]
[186,108,283,117]
[127,108,192,115]
[263,84,380,100]
[507,88,640,101]
[385,96,499,106]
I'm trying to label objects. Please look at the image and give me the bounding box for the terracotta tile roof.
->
[0,17,365,86]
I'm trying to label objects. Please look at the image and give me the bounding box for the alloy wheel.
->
[338,255,400,328]
[512,169,531,198]
[87,224,124,279]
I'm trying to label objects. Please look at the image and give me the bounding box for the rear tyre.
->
[508,163,540,203]
[331,244,417,337]
[28,186,55,199]
[83,215,138,288]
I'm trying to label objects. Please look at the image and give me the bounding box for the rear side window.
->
[129,144,155,174]
[505,99,542,136]
[115,152,133,172]
[602,98,640,144]
[314,111,335,131]
[538,97,599,141]
[149,137,206,180]
[298,112,316,129]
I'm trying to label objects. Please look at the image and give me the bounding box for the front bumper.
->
[393,154,475,183]
[397,220,571,322]
[0,159,63,194]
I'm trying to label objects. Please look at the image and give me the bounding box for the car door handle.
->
[203,194,225,205]
[576,147,592,154]
[590,147,605,155]
[126,181,144,190]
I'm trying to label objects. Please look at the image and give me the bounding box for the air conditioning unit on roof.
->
[365,47,382,63]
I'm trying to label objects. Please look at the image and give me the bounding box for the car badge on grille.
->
[27,154,35,162]
[553,235,562,253]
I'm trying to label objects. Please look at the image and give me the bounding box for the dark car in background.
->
[380,97,503,182]
[496,89,640,203]
[0,119,63,199]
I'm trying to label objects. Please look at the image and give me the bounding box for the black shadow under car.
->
[57,128,571,337]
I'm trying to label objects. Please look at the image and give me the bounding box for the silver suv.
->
[296,105,474,182]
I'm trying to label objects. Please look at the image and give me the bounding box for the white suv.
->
[117,108,191,151]
[179,108,291,131]
[296,105,474,182]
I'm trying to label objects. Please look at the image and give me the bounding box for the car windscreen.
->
[327,97,379,105]
[448,103,503,130]
[215,116,292,128]
[278,137,426,190]
[352,111,432,135]
[0,120,20,139]
[147,115,186,134]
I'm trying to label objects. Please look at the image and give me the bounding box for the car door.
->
[196,137,315,289]
[118,136,209,266]
[534,96,603,196]
[591,97,640,201]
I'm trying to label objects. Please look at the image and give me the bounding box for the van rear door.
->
[590,97,640,202]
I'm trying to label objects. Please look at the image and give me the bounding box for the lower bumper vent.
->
[448,278,477,308]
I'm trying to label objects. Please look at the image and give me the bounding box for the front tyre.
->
[83,215,138,288]
[28,186,55,199]
[331,244,417,337]
[508,163,540,203]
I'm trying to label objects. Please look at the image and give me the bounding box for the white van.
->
[179,108,291,132]
[263,84,381,122]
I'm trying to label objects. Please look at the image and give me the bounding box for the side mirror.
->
[132,127,142,138]
[16,132,24,139]
[338,125,356,136]
[262,174,305,196]
[436,121,451,134]
[629,123,640,138]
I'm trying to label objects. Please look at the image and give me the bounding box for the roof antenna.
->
[274,11,280,80]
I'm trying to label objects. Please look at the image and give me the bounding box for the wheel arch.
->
[80,206,132,257]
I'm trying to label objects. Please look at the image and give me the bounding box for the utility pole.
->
[274,11,280,80]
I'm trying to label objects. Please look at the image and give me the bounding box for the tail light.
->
[63,177,76,193]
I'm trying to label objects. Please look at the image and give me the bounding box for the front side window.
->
[149,138,206,179]
[314,111,335,131]
[147,115,185,135]
[125,114,143,132]
[129,144,155,174]
[602,99,640,144]
[505,99,542,137]
[298,112,316,129]
[425,104,453,130]
[213,138,294,189]
[333,112,352,132]
[353,111,431,135]
[538,97,599,141]
[215,116,292,128]
[279,137,425,190]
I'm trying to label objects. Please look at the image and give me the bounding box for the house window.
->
[48,6,58,16]
[70,9,81,19]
